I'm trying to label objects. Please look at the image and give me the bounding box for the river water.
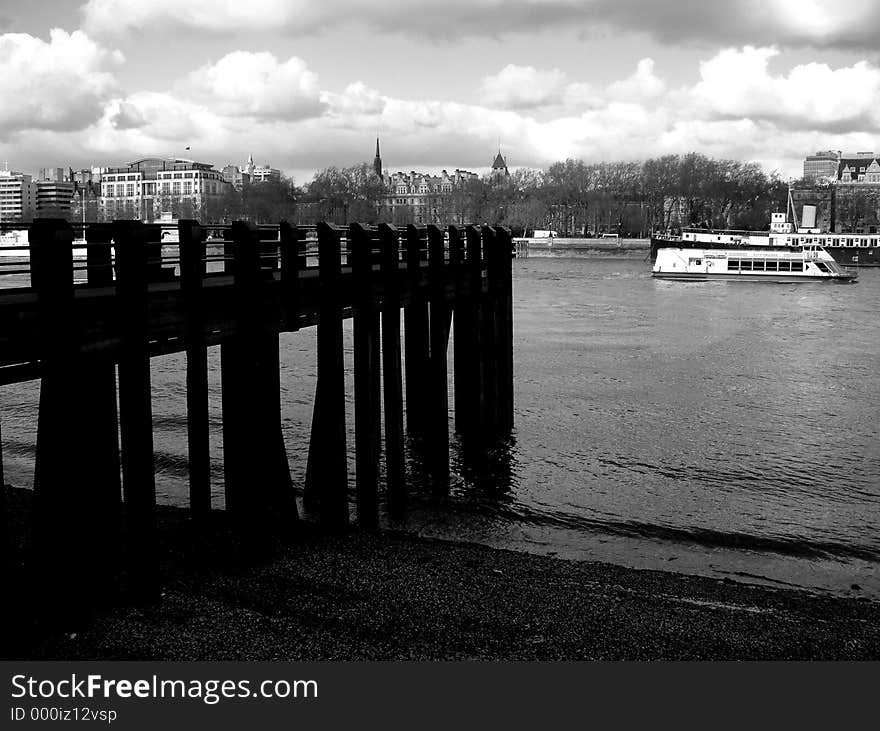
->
[2,255,879,598]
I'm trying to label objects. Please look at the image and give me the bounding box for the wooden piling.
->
[222,221,298,551]
[178,220,211,520]
[313,222,349,530]
[496,227,515,431]
[455,225,485,441]
[112,219,159,601]
[350,223,380,529]
[83,223,123,580]
[426,225,450,482]
[480,226,500,434]
[404,225,429,439]
[379,223,406,515]
[279,222,301,332]
[448,225,467,433]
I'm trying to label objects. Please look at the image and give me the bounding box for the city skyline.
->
[2,1,880,183]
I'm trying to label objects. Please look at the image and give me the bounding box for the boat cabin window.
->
[778,261,791,271]
[728,259,740,269]
[846,238,854,245]
[861,239,869,247]
[765,261,778,271]
[791,261,803,272]
[739,260,751,270]
[752,261,765,271]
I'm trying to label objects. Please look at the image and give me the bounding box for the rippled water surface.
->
[3,257,879,597]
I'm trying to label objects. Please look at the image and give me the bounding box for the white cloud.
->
[0,29,122,136]
[606,58,665,101]
[4,42,880,181]
[690,46,880,132]
[179,51,325,120]
[480,65,570,110]
[80,0,880,49]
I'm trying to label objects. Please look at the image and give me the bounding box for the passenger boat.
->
[652,243,857,282]
[0,229,29,258]
[650,192,880,266]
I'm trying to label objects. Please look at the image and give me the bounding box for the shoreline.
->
[5,487,879,660]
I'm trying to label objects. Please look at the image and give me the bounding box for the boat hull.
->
[652,271,856,283]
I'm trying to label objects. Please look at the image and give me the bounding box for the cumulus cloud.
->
[179,51,325,120]
[480,65,570,110]
[690,46,880,132]
[0,29,122,136]
[81,0,880,49]
[4,42,880,182]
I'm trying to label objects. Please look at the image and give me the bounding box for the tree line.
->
[282,153,793,237]
[63,152,880,235]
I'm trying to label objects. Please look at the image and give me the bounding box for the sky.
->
[1,0,880,183]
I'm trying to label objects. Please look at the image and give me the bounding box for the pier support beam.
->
[309,223,349,530]
[404,225,429,440]
[30,219,123,615]
[350,224,381,529]
[380,224,406,516]
[426,225,451,484]
[113,220,159,602]
[221,222,298,553]
[179,220,211,523]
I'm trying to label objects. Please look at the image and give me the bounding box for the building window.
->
[183,181,192,195]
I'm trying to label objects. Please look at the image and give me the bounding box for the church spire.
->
[373,137,383,178]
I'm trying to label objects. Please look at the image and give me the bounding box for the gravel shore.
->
[5,487,879,660]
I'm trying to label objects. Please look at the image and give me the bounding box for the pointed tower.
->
[245,153,255,178]
[491,147,509,184]
[373,137,383,178]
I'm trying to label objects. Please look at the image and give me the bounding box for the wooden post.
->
[350,224,380,529]
[279,222,301,332]
[456,225,485,441]
[314,222,349,530]
[179,220,211,521]
[28,219,124,616]
[448,225,467,433]
[83,222,123,584]
[379,223,406,516]
[496,227,515,431]
[222,221,298,551]
[113,219,159,602]
[404,225,429,439]
[426,225,450,483]
[480,226,500,434]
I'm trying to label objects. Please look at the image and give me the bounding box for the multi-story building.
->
[99,157,230,222]
[221,164,251,189]
[38,167,68,183]
[222,154,281,188]
[36,181,76,219]
[376,141,511,224]
[837,153,880,184]
[382,167,479,224]
[0,169,37,223]
[803,150,841,182]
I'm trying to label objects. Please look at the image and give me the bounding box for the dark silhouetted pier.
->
[0,219,513,613]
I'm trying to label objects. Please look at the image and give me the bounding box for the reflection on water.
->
[2,258,879,598]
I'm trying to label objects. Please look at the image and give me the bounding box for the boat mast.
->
[787,184,800,230]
